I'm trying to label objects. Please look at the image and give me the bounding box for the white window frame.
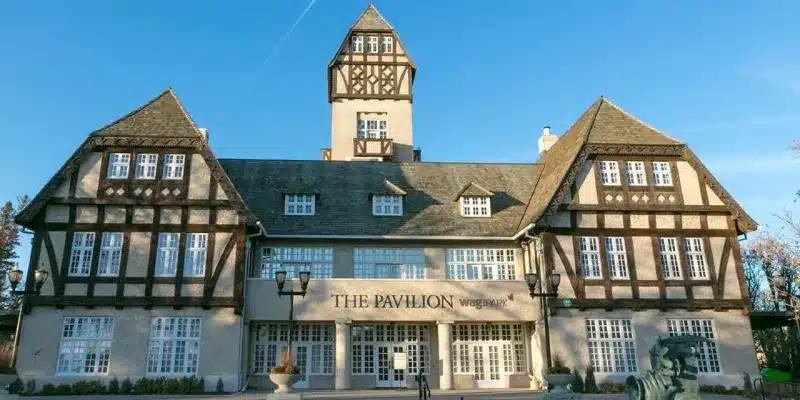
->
[367,36,379,53]
[351,35,364,53]
[451,323,526,376]
[56,317,115,376]
[624,161,647,186]
[460,196,491,217]
[381,36,394,53]
[357,118,388,139]
[97,232,123,277]
[599,161,621,186]
[252,323,334,376]
[162,154,185,180]
[284,194,315,216]
[146,317,202,376]
[352,324,430,375]
[354,248,425,279]
[666,319,722,374]
[658,237,682,279]
[604,237,629,279]
[134,153,158,180]
[651,161,673,187]
[445,249,516,280]
[683,238,708,280]
[107,153,130,179]
[259,247,333,279]
[372,195,402,216]
[69,232,95,276]
[184,233,208,277]
[585,319,638,374]
[578,237,602,279]
[155,233,180,277]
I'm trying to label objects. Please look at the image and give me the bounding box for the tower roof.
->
[350,4,394,31]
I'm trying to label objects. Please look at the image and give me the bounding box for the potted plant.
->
[545,355,573,392]
[268,349,302,393]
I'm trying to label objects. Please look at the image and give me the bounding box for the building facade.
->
[14,4,759,393]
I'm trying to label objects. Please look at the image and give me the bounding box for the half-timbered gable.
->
[15,89,252,314]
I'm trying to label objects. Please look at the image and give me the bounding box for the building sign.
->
[329,293,515,310]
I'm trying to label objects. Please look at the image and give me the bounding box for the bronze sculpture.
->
[626,334,710,400]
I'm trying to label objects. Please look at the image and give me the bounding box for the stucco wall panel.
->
[188,154,211,200]
[75,152,102,198]
[126,233,151,277]
[575,161,598,205]
[632,237,656,280]
[676,161,703,205]
[45,206,69,223]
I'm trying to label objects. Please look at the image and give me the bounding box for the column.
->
[335,319,351,390]
[437,321,454,390]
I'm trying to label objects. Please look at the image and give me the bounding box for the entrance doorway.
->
[471,344,502,388]
[376,345,407,388]
[452,323,527,389]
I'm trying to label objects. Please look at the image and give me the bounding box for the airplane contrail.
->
[263,0,319,66]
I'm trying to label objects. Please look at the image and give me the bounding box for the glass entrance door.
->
[472,344,503,388]
[375,345,407,388]
[292,344,310,389]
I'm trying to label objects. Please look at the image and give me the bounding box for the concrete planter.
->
[268,373,301,393]
[546,373,574,391]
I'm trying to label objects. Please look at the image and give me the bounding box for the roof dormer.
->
[455,182,494,217]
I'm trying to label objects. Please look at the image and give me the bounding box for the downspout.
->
[237,221,266,393]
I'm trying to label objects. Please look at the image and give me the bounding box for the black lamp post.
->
[8,263,49,295]
[524,271,561,369]
[7,263,49,369]
[275,270,311,360]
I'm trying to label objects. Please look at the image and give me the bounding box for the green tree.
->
[0,195,30,311]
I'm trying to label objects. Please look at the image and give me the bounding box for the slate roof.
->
[218,159,542,237]
[90,88,203,138]
[351,4,394,31]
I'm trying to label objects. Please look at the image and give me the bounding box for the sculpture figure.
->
[626,334,710,400]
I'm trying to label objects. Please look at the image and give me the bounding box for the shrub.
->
[216,377,224,393]
[133,377,154,394]
[548,355,571,374]
[570,370,584,393]
[40,383,55,395]
[271,348,297,374]
[7,378,23,394]
[70,380,106,395]
[584,366,598,393]
[196,377,205,393]
[108,377,120,394]
[120,377,133,394]
[599,381,627,393]
[25,379,36,395]
[54,383,72,395]
[743,372,753,391]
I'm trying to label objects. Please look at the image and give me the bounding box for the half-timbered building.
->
[14,4,758,393]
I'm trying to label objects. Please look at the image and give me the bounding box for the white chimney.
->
[198,128,209,142]
[538,126,558,155]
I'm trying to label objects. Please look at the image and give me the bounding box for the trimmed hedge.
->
[12,376,214,396]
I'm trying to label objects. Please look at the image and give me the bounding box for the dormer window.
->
[599,161,620,185]
[285,194,315,216]
[351,35,363,53]
[373,195,402,216]
[367,36,379,53]
[381,36,393,53]
[107,153,130,179]
[460,197,491,217]
[651,162,673,186]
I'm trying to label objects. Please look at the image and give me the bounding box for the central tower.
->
[323,4,418,162]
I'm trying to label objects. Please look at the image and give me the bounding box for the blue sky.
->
[1,0,798,271]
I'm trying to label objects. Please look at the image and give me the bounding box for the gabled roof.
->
[90,88,203,138]
[518,96,756,233]
[218,160,542,237]
[15,89,253,226]
[376,180,408,196]
[351,4,394,31]
[454,182,494,200]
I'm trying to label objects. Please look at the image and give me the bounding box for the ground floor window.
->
[352,324,430,387]
[252,323,334,377]
[56,317,115,376]
[146,317,202,376]
[666,319,720,374]
[585,318,637,373]
[451,323,526,387]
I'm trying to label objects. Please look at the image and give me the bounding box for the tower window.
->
[357,114,388,139]
[367,36,379,53]
[381,37,393,53]
[351,36,363,53]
